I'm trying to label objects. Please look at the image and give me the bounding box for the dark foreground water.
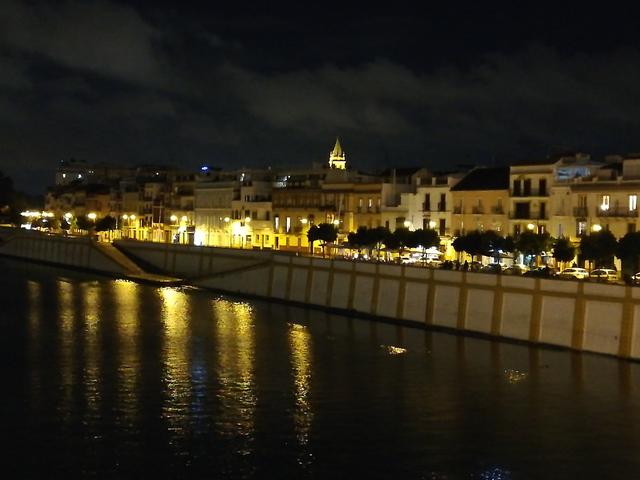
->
[1,259,639,479]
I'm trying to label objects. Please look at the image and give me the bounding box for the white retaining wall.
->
[0,231,128,275]
[114,241,640,360]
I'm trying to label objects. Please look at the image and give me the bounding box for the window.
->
[513,180,521,196]
[539,179,547,196]
[628,223,636,234]
[630,195,637,211]
[368,198,373,208]
[424,194,431,211]
[286,216,291,233]
[274,215,280,232]
[577,221,587,236]
[601,195,610,211]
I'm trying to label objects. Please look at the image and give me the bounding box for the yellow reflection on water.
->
[159,287,191,434]
[213,299,256,445]
[27,281,41,409]
[57,279,76,418]
[288,323,313,448]
[82,282,102,416]
[113,280,139,425]
[27,281,41,341]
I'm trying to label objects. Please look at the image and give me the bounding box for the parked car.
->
[558,267,589,280]
[481,263,504,274]
[503,264,529,275]
[524,266,558,278]
[589,268,619,282]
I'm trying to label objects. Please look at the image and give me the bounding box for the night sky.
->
[2,1,640,192]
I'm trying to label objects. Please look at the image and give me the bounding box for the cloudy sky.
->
[1,1,640,192]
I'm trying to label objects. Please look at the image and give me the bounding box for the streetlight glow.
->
[88,212,97,220]
[592,224,602,232]
[170,215,178,222]
[527,223,535,230]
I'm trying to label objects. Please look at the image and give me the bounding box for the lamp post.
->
[244,216,252,249]
[170,214,178,243]
[299,218,308,255]
[224,216,231,247]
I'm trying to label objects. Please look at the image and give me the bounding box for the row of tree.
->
[452,229,640,275]
[306,224,440,257]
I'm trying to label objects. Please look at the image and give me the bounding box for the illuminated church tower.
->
[328,137,346,169]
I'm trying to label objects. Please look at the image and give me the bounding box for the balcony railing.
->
[597,207,638,218]
[511,190,548,197]
[573,207,588,217]
[491,206,504,214]
[509,213,548,220]
[472,207,485,214]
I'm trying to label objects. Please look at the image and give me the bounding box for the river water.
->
[1,258,639,479]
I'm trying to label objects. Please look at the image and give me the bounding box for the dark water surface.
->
[1,259,639,479]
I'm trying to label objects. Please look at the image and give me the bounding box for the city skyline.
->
[2,2,640,193]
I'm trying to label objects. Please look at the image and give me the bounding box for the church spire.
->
[329,137,346,169]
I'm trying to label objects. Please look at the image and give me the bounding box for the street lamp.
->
[428,220,436,229]
[592,224,602,232]
[224,216,231,247]
[526,223,535,231]
[404,220,411,228]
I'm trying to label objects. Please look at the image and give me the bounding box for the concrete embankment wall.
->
[0,229,131,276]
[116,240,640,361]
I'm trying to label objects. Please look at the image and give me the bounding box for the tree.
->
[95,215,117,232]
[315,223,338,257]
[514,231,551,266]
[411,229,439,250]
[75,215,92,231]
[307,225,320,253]
[617,231,640,277]
[552,237,576,269]
[580,230,617,270]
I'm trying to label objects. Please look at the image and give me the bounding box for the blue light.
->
[201,166,209,172]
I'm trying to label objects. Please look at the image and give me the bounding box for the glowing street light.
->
[300,218,308,225]
[245,216,252,223]
[87,212,97,220]
[64,212,73,220]
[181,215,188,223]
[592,224,602,232]
[122,214,129,220]
[170,214,178,222]
[428,220,436,229]
[332,219,340,226]
[526,223,535,231]
[404,220,411,228]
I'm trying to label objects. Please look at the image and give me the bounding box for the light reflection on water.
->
[2,260,640,478]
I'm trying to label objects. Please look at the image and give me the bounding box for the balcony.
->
[453,206,462,214]
[423,202,447,212]
[511,190,548,197]
[472,207,485,214]
[597,207,638,218]
[573,207,588,217]
[509,212,548,220]
[491,206,504,214]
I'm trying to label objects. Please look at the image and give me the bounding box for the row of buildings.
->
[43,139,640,256]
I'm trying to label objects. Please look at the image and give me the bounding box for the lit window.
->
[578,221,587,235]
[601,195,610,211]
[286,216,291,233]
[368,198,373,208]
[274,216,280,231]
[630,195,637,211]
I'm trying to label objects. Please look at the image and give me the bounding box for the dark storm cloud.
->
[1,1,640,192]
[0,0,164,86]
